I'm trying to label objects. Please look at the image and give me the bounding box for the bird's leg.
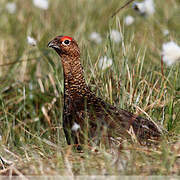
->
[63,114,79,145]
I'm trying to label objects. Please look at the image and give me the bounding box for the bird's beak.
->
[47,40,60,50]
[47,40,54,48]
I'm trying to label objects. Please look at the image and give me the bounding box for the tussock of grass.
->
[0,0,180,176]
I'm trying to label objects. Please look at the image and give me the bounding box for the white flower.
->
[162,29,169,36]
[29,82,33,90]
[133,2,145,15]
[27,36,37,46]
[133,0,155,16]
[110,30,121,43]
[71,122,80,131]
[124,15,134,26]
[0,134,2,141]
[98,56,113,70]
[33,0,49,10]
[29,94,34,99]
[144,0,155,15]
[162,41,180,66]
[6,2,16,14]
[89,32,102,44]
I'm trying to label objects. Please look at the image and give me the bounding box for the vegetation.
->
[0,0,179,176]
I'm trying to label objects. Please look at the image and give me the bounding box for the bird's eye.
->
[62,39,70,45]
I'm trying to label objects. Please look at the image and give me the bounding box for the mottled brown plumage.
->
[48,35,162,145]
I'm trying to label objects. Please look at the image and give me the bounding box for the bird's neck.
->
[61,56,88,99]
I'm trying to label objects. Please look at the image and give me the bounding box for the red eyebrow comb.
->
[61,36,73,41]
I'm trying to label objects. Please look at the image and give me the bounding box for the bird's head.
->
[48,35,80,58]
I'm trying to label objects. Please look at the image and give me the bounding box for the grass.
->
[0,0,180,176]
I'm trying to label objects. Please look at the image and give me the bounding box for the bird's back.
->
[66,89,161,145]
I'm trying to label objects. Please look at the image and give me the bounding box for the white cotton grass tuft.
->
[27,36,37,46]
[162,41,180,66]
[124,15,135,26]
[144,0,155,15]
[6,2,16,14]
[29,82,33,90]
[98,56,113,71]
[133,0,155,16]
[71,122,80,131]
[110,30,122,43]
[33,0,49,10]
[162,29,169,36]
[89,32,102,44]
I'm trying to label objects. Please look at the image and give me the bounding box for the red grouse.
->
[48,35,162,145]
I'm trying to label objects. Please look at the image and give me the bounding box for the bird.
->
[48,35,162,146]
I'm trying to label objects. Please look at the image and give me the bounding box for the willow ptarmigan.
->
[48,35,162,145]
